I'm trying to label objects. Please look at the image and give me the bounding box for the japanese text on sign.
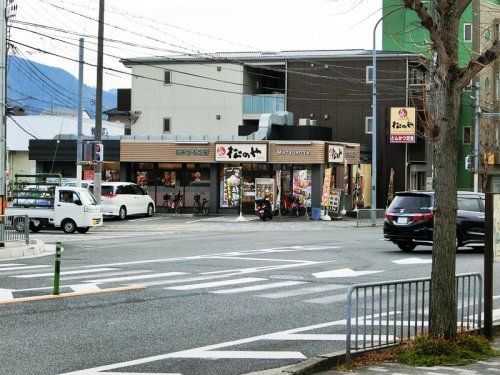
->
[390,107,416,144]
[216,143,267,162]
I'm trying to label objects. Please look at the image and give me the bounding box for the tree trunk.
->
[429,86,461,339]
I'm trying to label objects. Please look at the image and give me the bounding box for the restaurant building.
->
[29,138,363,214]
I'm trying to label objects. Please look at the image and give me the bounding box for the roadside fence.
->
[356,209,385,227]
[345,273,482,365]
[0,215,30,245]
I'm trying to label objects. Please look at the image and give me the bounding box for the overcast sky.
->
[12,0,382,90]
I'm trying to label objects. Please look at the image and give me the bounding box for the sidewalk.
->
[245,331,500,375]
[0,239,49,259]
[317,337,500,374]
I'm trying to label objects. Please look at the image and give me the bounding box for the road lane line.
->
[13,268,120,278]
[62,270,151,281]
[88,272,186,284]
[69,284,101,293]
[165,277,265,291]
[0,288,13,300]
[0,265,49,272]
[258,284,346,299]
[165,350,306,359]
[211,281,306,294]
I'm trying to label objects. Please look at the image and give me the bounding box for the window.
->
[458,197,480,212]
[164,69,171,84]
[365,116,373,134]
[464,23,472,42]
[463,126,471,144]
[163,118,171,134]
[484,76,490,93]
[366,66,373,83]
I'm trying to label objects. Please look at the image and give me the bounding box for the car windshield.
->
[79,189,99,205]
[388,194,433,213]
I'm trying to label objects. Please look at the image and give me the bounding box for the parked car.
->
[88,182,155,220]
[383,191,485,252]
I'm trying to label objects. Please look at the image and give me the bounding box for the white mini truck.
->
[6,186,103,234]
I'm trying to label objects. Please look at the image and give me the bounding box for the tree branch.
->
[456,40,500,89]
[403,0,448,62]
[451,0,472,18]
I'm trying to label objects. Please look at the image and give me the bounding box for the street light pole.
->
[473,83,480,192]
[93,0,104,203]
[76,38,84,188]
[371,7,404,226]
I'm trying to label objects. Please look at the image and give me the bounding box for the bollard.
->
[53,241,62,295]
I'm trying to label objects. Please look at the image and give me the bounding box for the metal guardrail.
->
[356,208,385,227]
[0,215,30,245]
[345,273,482,365]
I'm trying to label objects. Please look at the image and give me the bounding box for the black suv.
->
[383,191,485,251]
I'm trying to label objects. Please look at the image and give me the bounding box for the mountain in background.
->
[7,55,117,118]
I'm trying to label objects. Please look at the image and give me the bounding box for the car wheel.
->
[29,221,42,233]
[119,206,127,220]
[145,204,154,217]
[62,219,76,234]
[14,218,25,233]
[77,227,90,234]
[397,242,416,252]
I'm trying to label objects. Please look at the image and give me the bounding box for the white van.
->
[6,186,103,233]
[88,182,155,220]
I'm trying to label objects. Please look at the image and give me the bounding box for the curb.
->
[0,239,45,260]
[248,322,500,375]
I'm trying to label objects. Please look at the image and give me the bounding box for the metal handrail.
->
[345,273,482,365]
[0,215,30,245]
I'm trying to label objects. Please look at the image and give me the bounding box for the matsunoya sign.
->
[215,143,267,162]
[390,107,416,143]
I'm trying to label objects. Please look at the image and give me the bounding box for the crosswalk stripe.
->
[69,284,101,293]
[212,281,307,294]
[0,288,13,300]
[88,272,187,284]
[13,268,120,279]
[165,277,265,291]
[258,284,346,299]
[0,263,24,267]
[62,270,150,281]
[0,265,49,272]
[304,293,348,304]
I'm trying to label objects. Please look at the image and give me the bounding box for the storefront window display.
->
[184,163,211,207]
[292,169,312,207]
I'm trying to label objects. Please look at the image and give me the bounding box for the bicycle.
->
[162,191,183,213]
[193,192,209,215]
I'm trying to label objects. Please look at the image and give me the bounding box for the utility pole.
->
[76,38,84,188]
[0,0,7,219]
[473,83,480,192]
[93,0,104,202]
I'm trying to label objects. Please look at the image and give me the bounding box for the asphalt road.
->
[0,215,498,375]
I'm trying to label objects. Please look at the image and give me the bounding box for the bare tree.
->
[402,0,498,338]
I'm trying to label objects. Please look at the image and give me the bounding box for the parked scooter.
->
[255,198,273,221]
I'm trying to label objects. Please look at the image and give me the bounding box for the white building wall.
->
[130,63,244,137]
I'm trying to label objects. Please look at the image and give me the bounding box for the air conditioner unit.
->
[310,120,317,126]
[298,118,309,126]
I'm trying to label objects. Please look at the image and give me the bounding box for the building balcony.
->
[243,94,285,118]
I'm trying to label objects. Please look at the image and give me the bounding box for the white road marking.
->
[166,277,265,291]
[0,288,14,300]
[59,312,399,374]
[62,270,150,281]
[304,293,348,304]
[211,281,306,294]
[88,272,186,284]
[0,265,49,272]
[13,268,120,278]
[391,257,432,265]
[0,263,24,266]
[69,284,101,293]
[258,284,346,299]
[208,256,312,263]
[265,333,384,341]
[163,350,306,360]
[313,268,385,278]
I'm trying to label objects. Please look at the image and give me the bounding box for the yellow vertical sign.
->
[390,107,416,143]
[322,168,332,207]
